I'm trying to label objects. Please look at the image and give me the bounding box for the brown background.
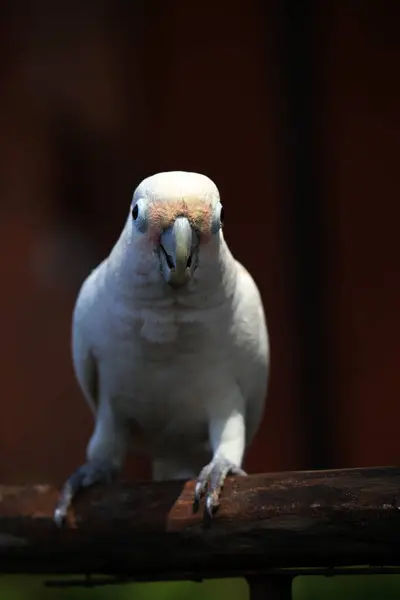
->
[0,0,399,487]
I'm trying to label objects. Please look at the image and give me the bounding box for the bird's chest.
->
[99,308,226,426]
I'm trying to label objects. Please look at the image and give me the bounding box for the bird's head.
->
[128,171,224,288]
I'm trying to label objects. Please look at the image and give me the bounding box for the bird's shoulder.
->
[234,260,265,316]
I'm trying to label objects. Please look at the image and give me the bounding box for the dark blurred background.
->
[1,1,400,598]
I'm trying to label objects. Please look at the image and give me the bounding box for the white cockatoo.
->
[54,171,269,525]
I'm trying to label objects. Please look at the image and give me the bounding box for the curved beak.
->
[160,217,196,287]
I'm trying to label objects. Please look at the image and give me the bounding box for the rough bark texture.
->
[1,467,400,581]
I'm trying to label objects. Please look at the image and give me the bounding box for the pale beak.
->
[160,216,197,287]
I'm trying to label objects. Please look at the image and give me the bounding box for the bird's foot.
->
[54,459,118,527]
[194,456,246,517]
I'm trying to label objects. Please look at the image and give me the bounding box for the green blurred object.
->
[294,575,400,600]
[3,575,400,600]
[0,577,249,600]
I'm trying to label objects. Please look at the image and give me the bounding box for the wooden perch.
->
[1,467,400,583]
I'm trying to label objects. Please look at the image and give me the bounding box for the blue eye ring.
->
[130,198,148,233]
[211,201,224,234]
[132,204,139,220]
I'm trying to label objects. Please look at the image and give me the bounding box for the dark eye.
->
[220,205,224,225]
[131,204,139,220]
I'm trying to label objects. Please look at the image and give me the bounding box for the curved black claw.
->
[54,460,118,527]
[194,457,246,517]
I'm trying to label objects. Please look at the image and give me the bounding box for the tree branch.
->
[1,467,400,582]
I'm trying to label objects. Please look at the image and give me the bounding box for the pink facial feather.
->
[147,197,213,243]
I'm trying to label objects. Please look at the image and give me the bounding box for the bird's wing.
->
[234,260,269,445]
[71,266,104,413]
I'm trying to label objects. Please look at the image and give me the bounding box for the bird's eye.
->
[211,201,224,234]
[131,204,139,220]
